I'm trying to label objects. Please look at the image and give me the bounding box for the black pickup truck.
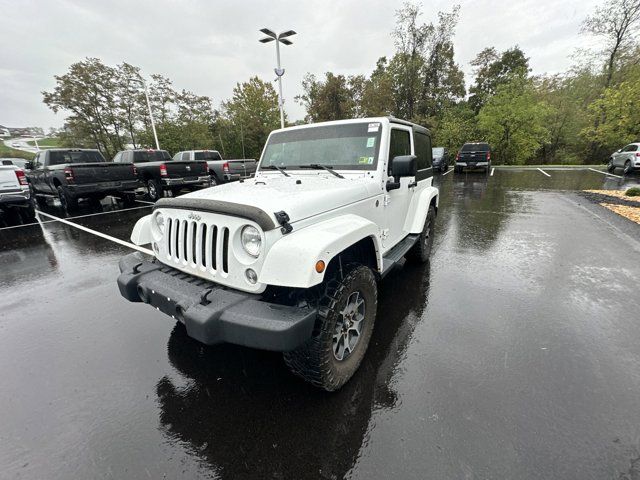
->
[454,142,492,173]
[172,150,257,185]
[112,149,210,201]
[26,149,139,210]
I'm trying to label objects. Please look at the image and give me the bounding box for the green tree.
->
[582,0,640,88]
[469,47,530,112]
[360,57,395,116]
[213,77,281,158]
[478,76,550,164]
[584,65,640,150]
[296,72,361,122]
[433,103,478,151]
[42,58,127,158]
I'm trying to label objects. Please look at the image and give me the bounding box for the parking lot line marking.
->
[0,204,153,232]
[537,168,551,177]
[134,199,155,205]
[491,168,495,176]
[442,168,453,176]
[588,167,623,179]
[36,210,153,255]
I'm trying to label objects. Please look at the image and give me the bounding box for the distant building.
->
[0,126,44,137]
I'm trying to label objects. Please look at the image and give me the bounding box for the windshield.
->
[260,122,382,171]
[432,147,444,156]
[462,143,490,152]
[195,151,222,161]
[48,151,105,165]
[133,151,171,163]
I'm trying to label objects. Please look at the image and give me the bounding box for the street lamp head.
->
[259,37,275,43]
[259,27,277,38]
[279,38,293,46]
[278,30,296,39]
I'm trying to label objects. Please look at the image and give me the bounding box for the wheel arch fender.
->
[404,186,439,234]
[260,214,382,289]
[131,214,153,245]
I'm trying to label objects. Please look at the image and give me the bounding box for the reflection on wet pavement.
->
[1,169,640,479]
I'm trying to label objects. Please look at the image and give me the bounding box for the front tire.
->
[283,265,377,391]
[407,204,436,263]
[607,160,615,172]
[624,160,633,175]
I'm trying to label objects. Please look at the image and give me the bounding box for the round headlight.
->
[241,225,261,257]
[155,212,165,234]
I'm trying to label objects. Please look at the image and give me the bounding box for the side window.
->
[625,145,638,152]
[173,152,182,161]
[388,129,411,174]
[413,131,432,170]
[124,151,132,163]
[181,152,190,161]
[113,152,122,163]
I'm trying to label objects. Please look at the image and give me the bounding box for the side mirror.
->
[24,161,33,170]
[387,155,417,191]
[391,155,417,178]
[616,149,622,153]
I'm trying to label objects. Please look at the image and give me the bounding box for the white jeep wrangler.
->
[118,117,439,391]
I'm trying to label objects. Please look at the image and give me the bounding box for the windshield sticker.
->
[366,137,375,148]
[368,157,374,164]
[367,123,380,133]
[358,156,369,164]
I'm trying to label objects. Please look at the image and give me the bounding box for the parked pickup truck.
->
[0,159,35,224]
[172,150,257,185]
[454,142,492,173]
[113,149,210,201]
[26,149,139,210]
[117,117,439,391]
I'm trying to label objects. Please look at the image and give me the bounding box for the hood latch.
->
[274,211,293,234]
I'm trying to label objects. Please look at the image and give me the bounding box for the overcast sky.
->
[0,0,601,130]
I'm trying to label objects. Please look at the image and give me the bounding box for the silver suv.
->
[608,143,640,175]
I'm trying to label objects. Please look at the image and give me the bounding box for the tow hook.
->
[274,211,293,234]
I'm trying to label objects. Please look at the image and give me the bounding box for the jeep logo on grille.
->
[188,212,201,221]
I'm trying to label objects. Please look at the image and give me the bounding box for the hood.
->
[181,173,376,224]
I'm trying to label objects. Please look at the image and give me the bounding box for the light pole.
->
[132,77,160,150]
[259,28,296,129]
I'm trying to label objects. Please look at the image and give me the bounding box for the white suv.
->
[118,117,439,390]
[608,143,640,175]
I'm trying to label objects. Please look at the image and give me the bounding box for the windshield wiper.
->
[261,164,290,177]
[298,164,345,179]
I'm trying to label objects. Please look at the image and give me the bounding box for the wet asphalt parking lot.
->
[2,168,640,479]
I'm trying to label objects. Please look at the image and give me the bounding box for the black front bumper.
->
[117,252,317,351]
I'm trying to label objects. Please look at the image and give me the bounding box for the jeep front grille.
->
[165,217,230,275]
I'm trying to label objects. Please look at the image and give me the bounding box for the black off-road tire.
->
[283,265,378,391]
[146,178,163,201]
[57,186,78,211]
[407,205,436,263]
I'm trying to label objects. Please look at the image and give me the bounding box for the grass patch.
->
[0,142,35,160]
[26,137,62,147]
[625,187,640,197]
